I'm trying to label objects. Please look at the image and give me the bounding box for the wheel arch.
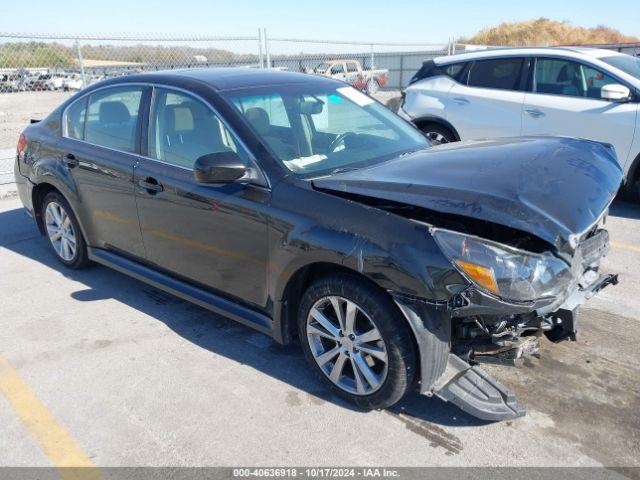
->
[626,150,640,188]
[32,182,62,235]
[274,262,419,356]
[31,181,88,243]
[412,115,461,141]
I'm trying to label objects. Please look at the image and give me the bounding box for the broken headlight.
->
[432,229,573,302]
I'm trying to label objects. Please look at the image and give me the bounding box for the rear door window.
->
[467,58,524,90]
[85,86,144,153]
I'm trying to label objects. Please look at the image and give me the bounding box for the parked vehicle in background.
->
[0,73,23,92]
[44,73,66,91]
[14,68,622,421]
[62,74,84,91]
[314,60,388,94]
[24,73,46,91]
[399,47,640,200]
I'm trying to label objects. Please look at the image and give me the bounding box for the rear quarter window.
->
[64,97,87,140]
[410,61,467,85]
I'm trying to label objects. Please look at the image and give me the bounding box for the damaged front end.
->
[395,217,618,421]
[313,136,623,421]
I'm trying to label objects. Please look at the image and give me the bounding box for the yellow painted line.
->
[0,354,101,480]
[611,240,640,254]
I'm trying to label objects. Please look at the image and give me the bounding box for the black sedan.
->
[13,68,622,420]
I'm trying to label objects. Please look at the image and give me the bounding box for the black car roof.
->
[131,68,339,90]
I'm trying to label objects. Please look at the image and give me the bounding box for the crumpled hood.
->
[313,137,623,251]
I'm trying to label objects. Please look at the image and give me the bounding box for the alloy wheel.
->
[45,201,77,262]
[426,131,450,145]
[306,296,388,395]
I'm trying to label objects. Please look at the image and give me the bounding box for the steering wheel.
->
[328,132,358,152]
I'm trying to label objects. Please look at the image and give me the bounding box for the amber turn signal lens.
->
[455,259,499,294]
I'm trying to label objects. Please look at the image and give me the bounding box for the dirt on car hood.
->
[313,137,623,252]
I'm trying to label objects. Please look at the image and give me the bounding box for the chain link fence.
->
[1,31,636,186]
[0,31,451,184]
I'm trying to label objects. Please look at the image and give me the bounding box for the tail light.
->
[17,133,27,157]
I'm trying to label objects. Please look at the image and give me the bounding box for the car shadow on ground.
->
[0,206,486,429]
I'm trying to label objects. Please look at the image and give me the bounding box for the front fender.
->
[268,182,464,306]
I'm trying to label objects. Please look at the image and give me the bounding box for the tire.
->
[298,273,417,410]
[41,191,91,269]
[621,177,640,203]
[385,96,403,113]
[420,123,456,145]
[366,79,380,95]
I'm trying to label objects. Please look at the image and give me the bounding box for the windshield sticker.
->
[327,94,343,104]
[283,154,327,171]
[336,87,374,107]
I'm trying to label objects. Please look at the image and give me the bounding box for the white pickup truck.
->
[314,60,389,94]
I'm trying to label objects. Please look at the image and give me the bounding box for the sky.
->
[1,0,638,45]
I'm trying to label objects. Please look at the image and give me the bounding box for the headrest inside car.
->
[167,104,195,131]
[99,101,130,124]
[244,107,270,135]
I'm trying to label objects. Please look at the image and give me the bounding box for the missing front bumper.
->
[394,271,619,422]
[433,354,526,421]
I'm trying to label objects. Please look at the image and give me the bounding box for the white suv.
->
[399,47,640,198]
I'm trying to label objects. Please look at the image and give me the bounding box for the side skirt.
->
[88,247,274,337]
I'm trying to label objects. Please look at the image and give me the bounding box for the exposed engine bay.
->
[448,222,617,366]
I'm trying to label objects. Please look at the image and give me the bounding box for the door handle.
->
[138,178,164,194]
[525,109,546,118]
[452,97,469,105]
[62,153,79,168]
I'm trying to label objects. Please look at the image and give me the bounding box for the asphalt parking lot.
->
[1,193,639,471]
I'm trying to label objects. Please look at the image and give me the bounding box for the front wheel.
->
[298,274,416,409]
[420,123,456,146]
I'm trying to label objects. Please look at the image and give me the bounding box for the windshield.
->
[600,55,640,80]
[225,84,429,176]
[316,63,331,73]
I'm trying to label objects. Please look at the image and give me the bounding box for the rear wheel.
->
[420,123,456,145]
[298,274,416,409]
[41,191,90,269]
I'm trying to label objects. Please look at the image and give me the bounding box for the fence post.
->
[370,44,374,69]
[75,39,86,88]
[264,28,271,70]
[257,28,264,69]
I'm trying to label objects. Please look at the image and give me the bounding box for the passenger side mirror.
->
[601,84,631,102]
[194,151,248,184]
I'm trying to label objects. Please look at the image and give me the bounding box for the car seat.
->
[244,107,295,160]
